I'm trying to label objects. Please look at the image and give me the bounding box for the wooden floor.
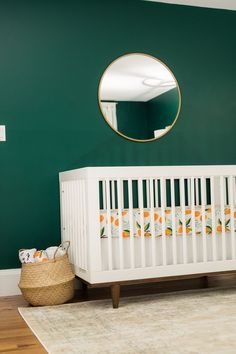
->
[1,275,236,353]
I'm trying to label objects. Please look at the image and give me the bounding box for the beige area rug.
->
[19,287,236,354]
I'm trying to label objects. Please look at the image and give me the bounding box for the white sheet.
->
[101,233,236,271]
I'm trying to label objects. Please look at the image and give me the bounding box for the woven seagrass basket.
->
[18,241,75,306]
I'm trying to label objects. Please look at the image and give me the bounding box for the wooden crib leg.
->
[81,281,88,298]
[202,276,208,288]
[111,284,120,309]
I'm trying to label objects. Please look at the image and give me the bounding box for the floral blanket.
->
[100,207,236,238]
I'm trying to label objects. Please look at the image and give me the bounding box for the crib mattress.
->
[100,206,236,238]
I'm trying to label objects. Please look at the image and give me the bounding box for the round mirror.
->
[98,53,181,142]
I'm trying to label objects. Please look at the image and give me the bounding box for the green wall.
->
[116,87,179,139]
[117,101,150,140]
[0,0,235,269]
[148,87,179,130]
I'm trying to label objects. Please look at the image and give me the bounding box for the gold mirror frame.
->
[98,53,182,143]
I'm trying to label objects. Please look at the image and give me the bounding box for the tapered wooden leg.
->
[202,276,208,288]
[111,284,120,309]
[81,281,88,298]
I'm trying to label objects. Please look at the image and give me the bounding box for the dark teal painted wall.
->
[116,88,179,139]
[0,0,235,269]
[117,102,150,140]
[148,87,179,130]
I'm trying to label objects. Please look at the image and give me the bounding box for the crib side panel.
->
[60,166,236,285]
[59,174,102,278]
[99,173,236,276]
[60,179,88,272]
[85,177,102,272]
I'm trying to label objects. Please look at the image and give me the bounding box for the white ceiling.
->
[100,54,176,102]
[144,0,236,11]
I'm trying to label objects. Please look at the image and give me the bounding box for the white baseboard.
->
[0,269,21,296]
[0,268,81,297]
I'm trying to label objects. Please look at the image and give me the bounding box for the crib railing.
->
[60,179,88,271]
[59,166,236,282]
[99,176,236,268]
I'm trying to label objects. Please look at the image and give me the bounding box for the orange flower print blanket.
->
[99,207,235,238]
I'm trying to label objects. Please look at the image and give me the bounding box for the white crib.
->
[59,166,236,307]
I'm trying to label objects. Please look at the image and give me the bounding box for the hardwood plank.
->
[1,349,46,354]
[0,296,46,354]
[0,329,34,340]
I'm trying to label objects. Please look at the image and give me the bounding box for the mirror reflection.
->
[98,53,181,142]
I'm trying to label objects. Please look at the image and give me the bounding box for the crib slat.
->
[62,183,67,255]
[60,183,66,248]
[195,179,199,205]
[128,178,135,269]
[220,176,227,260]
[82,180,86,269]
[200,177,207,262]
[102,180,106,210]
[120,181,124,209]
[155,179,158,207]
[162,179,167,209]
[72,182,77,266]
[138,178,145,268]
[77,181,82,269]
[65,182,72,264]
[187,179,191,206]
[82,179,87,269]
[170,178,177,265]
[210,177,217,262]
[70,182,76,266]
[229,176,235,259]
[149,178,156,267]
[146,180,150,209]
[117,178,124,270]
[105,179,113,270]
[80,180,85,269]
[224,178,227,205]
[160,178,167,266]
[111,180,115,210]
[69,182,74,264]
[180,178,187,264]
[191,177,197,263]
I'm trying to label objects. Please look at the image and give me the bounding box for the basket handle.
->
[53,241,70,260]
